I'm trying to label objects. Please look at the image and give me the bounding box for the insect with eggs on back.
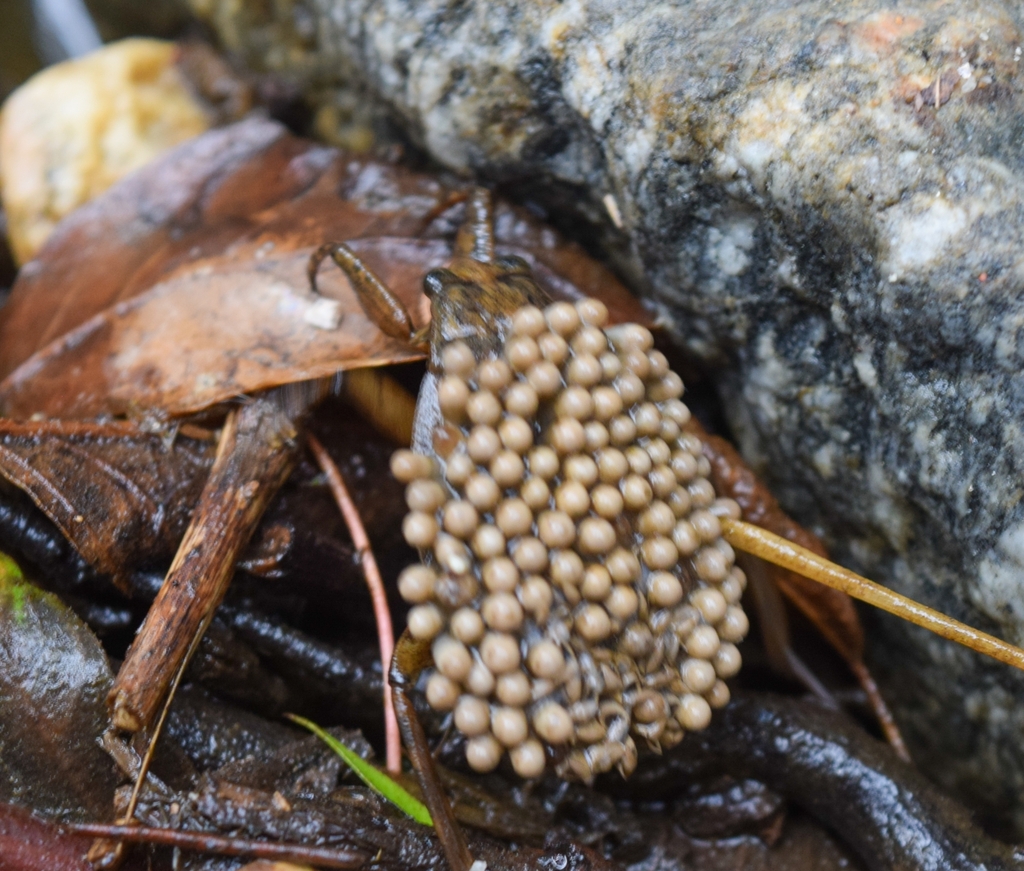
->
[312,187,1024,871]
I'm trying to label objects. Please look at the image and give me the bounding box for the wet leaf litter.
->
[0,117,1019,871]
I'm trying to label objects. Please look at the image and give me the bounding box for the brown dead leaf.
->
[0,117,647,419]
[0,420,214,580]
[0,802,94,871]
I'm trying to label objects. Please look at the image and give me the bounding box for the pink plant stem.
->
[307,433,400,773]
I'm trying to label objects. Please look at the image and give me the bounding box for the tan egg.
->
[673,520,701,556]
[465,734,503,772]
[467,390,503,426]
[713,643,742,678]
[556,386,594,420]
[676,694,712,730]
[707,680,731,709]
[599,352,623,381]
[466,660,496,696]
[407,604,444,640]
[608,414,638,446]
[450,607,486,644]
[577,517,617,555]
[688,478,717,508]
[538,510,577,548]
[648,350,670,378]
[718,606,750,643]
[495,670,532,706]
[454,695,491,737]
[391,450,435,483]
[533,703,574,744]
[482,592,525,632]
[511,537,548,573]
[575,604,612,642]
[591,484,624,519]
[445,453,475,486]
[471,524,506,560]
[527,360,563,398]
[510,738,546,778]
[511,305,547,337]
[692,588,728,624]
[425,672,460,711]
[581,564,613,601]
[520,477,552,511]
[583,421,610,451]
[504,381,540,416]
[545,301,581,336]
[528,446,560,479]
[403,512,438,548]
[438,376,471,421]
[693,546,730,583]
[465,472,501,511]
[605,585,639,620]
[499,416,534,454]
[397,565,436,603]
[491,450,526,487]
[680,658,716,693]
[467,425,502,463]
[623,349,650,379]
[690,510,722,544]
[648,465,676,499]
[686,625,721,659]
[647,572,684,608]
[480,632,521,674]
[538,331,570,365]
[519,575,553,620]
[641,536,678,570]
[443,500,479,538]
[492,500,531,539]
[526,639,565,679]
[406,480,447,513]
[649,372,684,401]
[566,353,604,387]
[620,475,653,511]
[615,324,655,352]
[550,549,585,586]
[662,398,692,426]
[482,556,519,592]
[605,548,641,584]
[501,333,540,370]
[492,706,529,747]
[441,341,476,377]
[554,481,591,517]
[613,372,645,405]
[478,358,513,392]
[637,502,675,536]
[432,635,472,682]
[575,298,609,327]
[549,418,587,455]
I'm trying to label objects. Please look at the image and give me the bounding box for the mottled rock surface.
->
[168,0,1024,834]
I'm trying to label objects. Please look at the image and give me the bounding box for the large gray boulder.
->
[168,0,1024,832]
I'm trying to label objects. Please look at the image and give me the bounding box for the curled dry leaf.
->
[0,420,214,581]
[0,117,647,420]
[0,801,94,871]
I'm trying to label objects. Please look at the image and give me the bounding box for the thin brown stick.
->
[722,518,1024,673]
[65,823,366,869]
[307,432,400,773]
[108,400,298,732]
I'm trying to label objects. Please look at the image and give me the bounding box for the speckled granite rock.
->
[168,0,1024,833]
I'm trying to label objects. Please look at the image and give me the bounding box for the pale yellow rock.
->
[0,38,212,265]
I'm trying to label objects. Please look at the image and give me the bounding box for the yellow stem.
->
[721,517,1024,673]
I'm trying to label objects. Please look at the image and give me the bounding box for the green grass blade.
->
[286,713,433,826]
